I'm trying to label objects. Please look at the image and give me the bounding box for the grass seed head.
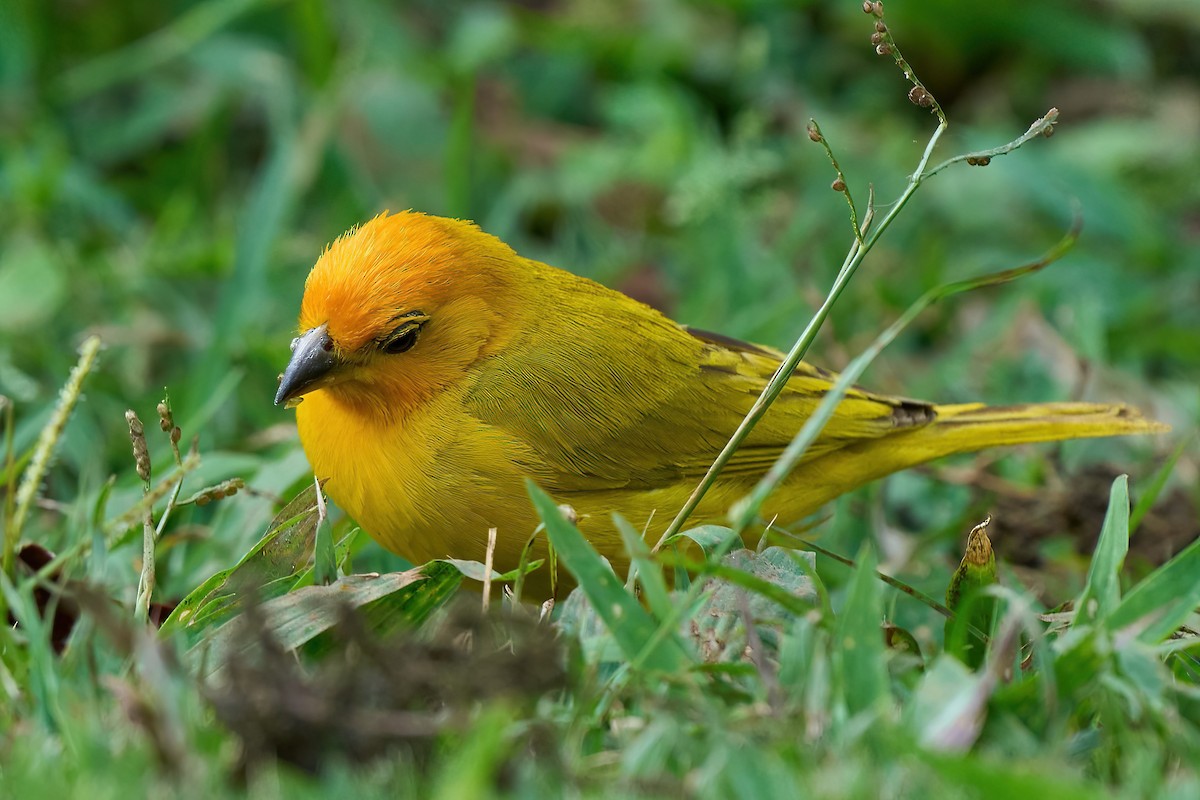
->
[125,410,151,482]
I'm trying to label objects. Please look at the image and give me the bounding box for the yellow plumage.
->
[276,211,1166,597]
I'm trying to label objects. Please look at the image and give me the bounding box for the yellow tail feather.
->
[777,402,1168,520]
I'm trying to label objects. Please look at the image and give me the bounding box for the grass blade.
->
[526,481,689,672]
[1129,433,1191,536]
[613,514,673,620]
[1108,534,1200,644]
[836,542,887,716]
[1074,475,1130,626]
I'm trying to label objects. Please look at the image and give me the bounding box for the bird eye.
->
[382,326,420,354]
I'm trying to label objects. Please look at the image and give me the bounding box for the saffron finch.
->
[276,212,1165,597]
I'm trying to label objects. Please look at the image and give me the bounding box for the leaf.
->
[1129,434,1191,535]
[429,705,514,800]
[884,623,923,660]
[613,514,672,620]
[290,526,359,588]
[665,525,742,556]
[836,542,887,715]
[944,518,998,668]
[919,749,1105,799]
[441,558,544,583]
[356,561,461,638]
[1108,533,1200,644]
[304,561,464,657]
[192,562,460,674]
[526,481,689,672]
[312,482,337,586]
[663,525,742,591]
[908,655,986,752]
[687,548,819,620]
[160,484,319,642]
[1075,475,1129,626]
[555,587,626,667]
[686,547,818,663]
[0,573,63,732]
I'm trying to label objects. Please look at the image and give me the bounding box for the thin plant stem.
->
[924,109,1059,180]
[105,452,201,545]
[652,120,949,553]
[652,107,1060,553]
[134,502,156,620]
[728,218,1079,534]
[809,119,862,243]
[765,521,954,620]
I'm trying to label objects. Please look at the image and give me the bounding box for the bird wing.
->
[670,326,939,475]
[464,308,940,494]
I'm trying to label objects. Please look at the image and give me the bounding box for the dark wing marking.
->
[684,326,781,358]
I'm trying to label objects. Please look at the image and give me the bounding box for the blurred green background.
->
[1,0,1197,591]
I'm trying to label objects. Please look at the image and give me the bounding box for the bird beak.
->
[275,323,340,406]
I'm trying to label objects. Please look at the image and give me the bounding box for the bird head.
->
[275,211,519,416]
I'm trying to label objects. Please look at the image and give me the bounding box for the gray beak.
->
[275,324,339,406]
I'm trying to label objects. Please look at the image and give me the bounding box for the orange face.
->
[277,211,521,414]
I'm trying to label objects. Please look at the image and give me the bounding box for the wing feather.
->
[464,285,936,493]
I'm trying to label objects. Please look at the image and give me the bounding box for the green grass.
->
[2,0,1199,796]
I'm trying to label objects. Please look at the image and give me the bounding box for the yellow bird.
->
[276,211,1165,597]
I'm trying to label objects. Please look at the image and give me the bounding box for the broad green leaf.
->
[289,526,359,589]
[686,547,818,663]
[555,587,626,667]
[663,525,742,591]
[193,563,457,674]
[304,561,464,657]
[679,547,819,620]
[0,236,66,332]
[160,484,319,642]
[441,558,544,583]
[355,560,462,638]
[665,525,742,556]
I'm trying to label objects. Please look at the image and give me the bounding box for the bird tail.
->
[923,401,1169,453]
[780,402,1168,520]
